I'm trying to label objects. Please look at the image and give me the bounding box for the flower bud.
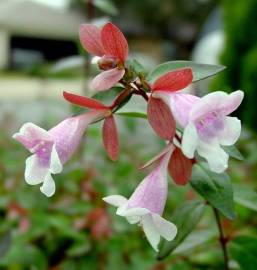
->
[97,55,119,70]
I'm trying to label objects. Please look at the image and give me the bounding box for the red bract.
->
[168,147,193,185]
[152,68,193,92]
[80,22,128,91]
[102,115,119,161]
[147,68,193,140]
[147,97,176,141]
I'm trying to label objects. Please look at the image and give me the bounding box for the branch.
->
[213,208,229,270]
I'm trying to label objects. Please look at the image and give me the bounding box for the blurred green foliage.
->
[212,0,257,131]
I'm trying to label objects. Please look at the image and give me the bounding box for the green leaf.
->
[116,111,147,119]
[0,232,11,259]
[93,86,123,103]
[233,184,257,211]
[190,164,236,220]
[93,0,118,16]
[223,145,244,161]
[158,200,205,259]
[128,59,148,75]
[147,61,226,83]
[229,236,257,270]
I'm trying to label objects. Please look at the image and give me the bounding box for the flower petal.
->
[190,91,244,122]
[218,116,241,146]
[147,96,176,140]
[197,139,229,173]
[102,115,119,161]
[13,123,49,151]
[25,155,48,185]
[151,68,193,92]
[142,214,160,251]
[152,213,177,241]
[90,68,125,91]
[101,22,128,63]
[124,207,150,217]
[182,122,199,159]
[40,173,56,197]
[168,147,193,185]
[103,195,127,207]
[50,145,63,174]
[79,24,104,56]
[63,91,108,109]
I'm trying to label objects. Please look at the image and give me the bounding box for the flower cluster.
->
[13,22,244,251]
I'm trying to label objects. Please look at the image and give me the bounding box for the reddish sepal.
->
[101,23,128,63]
[152,68,193,92]
[102,115,119,161]
[63,91,108,110]
[168,147,193,185]
[147,96,176,140]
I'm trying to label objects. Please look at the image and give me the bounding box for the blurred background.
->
[0,0,257,269]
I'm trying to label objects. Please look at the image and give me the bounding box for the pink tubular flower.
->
[13,111,105,197]
[80,22,128,91]
[147,68,193,140]
[103,151,177,251]
[63,91,120,161]
[181,90,244,173]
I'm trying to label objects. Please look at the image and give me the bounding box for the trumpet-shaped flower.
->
[13,111,105,197]
[181,90,244,173]
[103,151,177,251]
[80,22,128,91]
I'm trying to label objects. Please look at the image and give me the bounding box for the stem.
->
[213,208,229,270]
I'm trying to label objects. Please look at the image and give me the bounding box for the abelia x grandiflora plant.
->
[13,22,244,263]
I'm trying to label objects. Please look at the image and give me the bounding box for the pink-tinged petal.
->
[90,68,125,91]
[140,143,175,170]
[102,115,119,161]
[40,173,55,197]
[141,214,160,251]
[101,22,129,63]
[168,147,193,185]
[49,145,63,174]
[147,96,176,141]
[190,91,244,122]
[218,116,241,146]
[49,111,105,164]
[152,213,177,241]
[197,139,229,173]
[79,24,104,56]
[63,91,108,109]
[25,155,48,185]
[181,122,199,159]
[127,151,171,215]
[219,90,244,115]
[153,92,199,128]
[151,68,193,92]
[13,123,50,151]
[103,195,127,207]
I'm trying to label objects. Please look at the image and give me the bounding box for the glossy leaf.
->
[93,0,118,16]
[223,145,244,161]
[229,236,257,270]
[158,200,205,259]
[168,148,193,185]
[148,61,226,83]
[102,115,119,161]
[233,184,257,211]
[128,59,147,75]
[190,164,236,220]
[147,96,175,140]
[152,68,193,92]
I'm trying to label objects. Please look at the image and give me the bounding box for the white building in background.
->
[0,0,86,70]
